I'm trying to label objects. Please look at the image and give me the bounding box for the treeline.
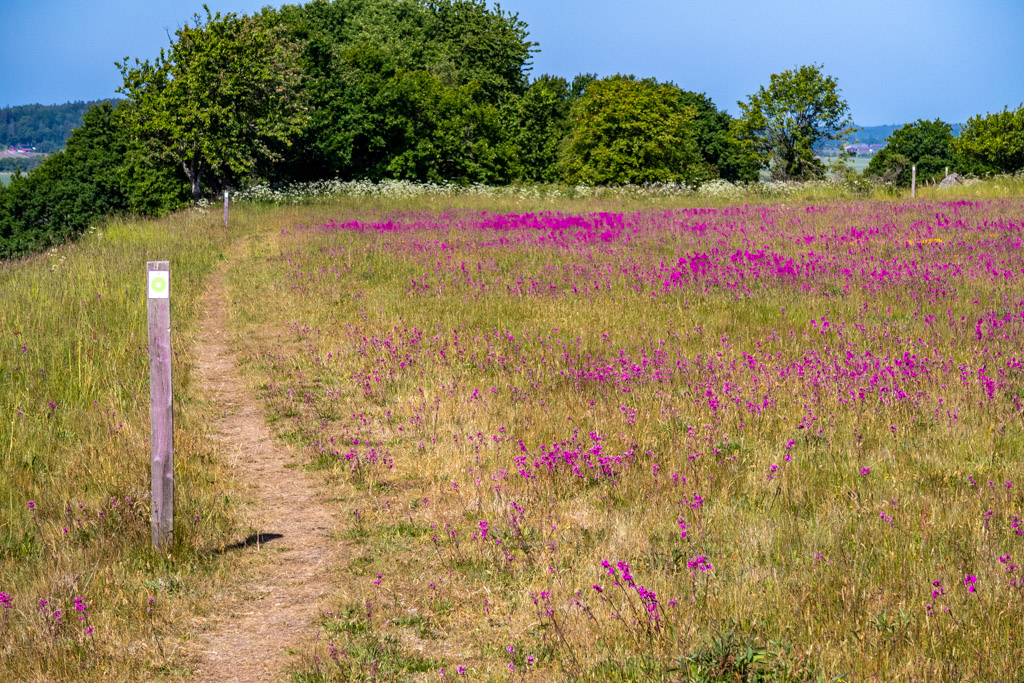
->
[2,0,1023,258]
[0,156,45,173]
[864,113,1023,186]
[0,100,116,153]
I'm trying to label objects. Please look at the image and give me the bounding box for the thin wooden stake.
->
[911,165,917,198]
[224,190,229,228]
[147,261,174,551]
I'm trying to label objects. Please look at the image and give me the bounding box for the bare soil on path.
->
[190,262,336,682]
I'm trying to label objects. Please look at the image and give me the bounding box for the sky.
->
[1,0,1021,126]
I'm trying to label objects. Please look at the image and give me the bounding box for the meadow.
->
[224,190,1023,680]
[1,180,1022,680]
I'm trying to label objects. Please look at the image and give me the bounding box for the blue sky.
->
[1,0,1021,125]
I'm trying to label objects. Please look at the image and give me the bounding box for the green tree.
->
[570,73,598,100]
[120,139,191,215]
[427,0,535,99]
[865,119,954,185]
[262,0,533,183]
[560,75,710,186]
[508,75,572,182]
[0,100,116,153]
[736,64,856,180]
[951,105,1024,175]
[116,7,307,201]
[382,71,516,183]
[678,91,760,183]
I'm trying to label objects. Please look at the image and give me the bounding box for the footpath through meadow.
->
[190,250,337,681]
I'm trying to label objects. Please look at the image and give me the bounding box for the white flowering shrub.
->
[229,173,961,207]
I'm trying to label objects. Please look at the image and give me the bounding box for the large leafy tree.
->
[263,0,533,183]
[951,105,1024,175]
[736,64,855,180]
[560,75,710,186]
[865,119,954,186]
[381,71,516,183]
[427,0,535,99]
[116,7,306,201]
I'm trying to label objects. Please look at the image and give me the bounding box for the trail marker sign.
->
[147,261,174,551]
[148,270,170,299]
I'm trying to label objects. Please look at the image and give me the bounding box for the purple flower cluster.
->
[687,555,713,573]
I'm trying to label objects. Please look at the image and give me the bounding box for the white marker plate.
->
[148,271,170,299]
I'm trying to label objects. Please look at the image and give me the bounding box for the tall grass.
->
[0,211,247,679]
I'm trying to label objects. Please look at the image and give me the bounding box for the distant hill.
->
[0,100,121,154]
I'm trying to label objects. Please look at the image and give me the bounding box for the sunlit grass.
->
[0,210,247,678]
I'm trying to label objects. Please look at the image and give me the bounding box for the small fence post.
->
[911,165,917,198]
[147,262,174,552]
[224,190,229,228]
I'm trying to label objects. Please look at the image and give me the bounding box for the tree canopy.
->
[116,7,307,201]
[261,0,534,184]
[0,101,118,154]
[503,75,571,183]
[678,91,759,183]
[951,105,1024,176]
[736,64,855,180]
[561,75,710,186]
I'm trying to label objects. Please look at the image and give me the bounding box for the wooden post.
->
[147,262,174,552]
[223,190,229,228]
[911,165,917,198]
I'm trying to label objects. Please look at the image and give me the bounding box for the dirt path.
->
[191,263,335,682]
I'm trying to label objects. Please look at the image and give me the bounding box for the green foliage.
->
[561,75,711,186]
[508,75,573,182]
[865,119,955,185]
[736,64,856,180]
[120,140,190,215]
[426,0,535,99]
[116,7,307,201]
[382,71,516,183]
[0,100,119,153]
[261,0,533,184]
[951,104,1024,175]
[679,91,760,183]
[0,102,128,257]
